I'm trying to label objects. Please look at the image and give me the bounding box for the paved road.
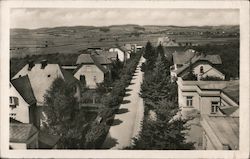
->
[102,57,145,149]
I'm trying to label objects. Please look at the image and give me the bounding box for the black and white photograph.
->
[1,0,249,158]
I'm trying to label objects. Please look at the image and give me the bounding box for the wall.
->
[10,83,30,123]
[109,48,125,62]
[200,96,220,115]
[74,64,104,89]
[193,63,225,80]
[10,143,27,149]
[12,64,64,105]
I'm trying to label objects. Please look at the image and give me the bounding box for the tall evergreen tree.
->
[44,77,87,148]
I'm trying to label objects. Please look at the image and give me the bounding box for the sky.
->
[10,8,239,29]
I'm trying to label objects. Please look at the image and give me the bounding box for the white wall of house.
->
[9,83,30,123]
[74,65,104,89]
[12,64,64,106]
[109,48,125,62]
[192,64,225,80]
[200,96,221,115]
[177,79,238,116]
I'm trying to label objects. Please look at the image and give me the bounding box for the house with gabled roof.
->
[176,77,239,150]
[74,53,111,89]
[170,49,225,81]
[12,60,81,128]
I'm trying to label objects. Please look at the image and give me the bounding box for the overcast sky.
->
[10,8,239,29]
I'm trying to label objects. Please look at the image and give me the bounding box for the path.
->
[102,57,145,149]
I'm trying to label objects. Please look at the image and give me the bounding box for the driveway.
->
[102,57,145,149]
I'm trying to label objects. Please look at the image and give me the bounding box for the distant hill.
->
[10,24,239,58]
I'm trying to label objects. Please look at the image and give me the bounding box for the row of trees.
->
[128,42,194,149]
[84,52,143,148]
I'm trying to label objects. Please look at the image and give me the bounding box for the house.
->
[12,60,81,127]
[200,115,239,150]
[109,47,126,62]
[157,37,179,47]
[170,50,224,81]
[74,53,111,89]
[177,77,239,149]
[10,122,39,149]
[10,76,38,127]
[120,46,131,60]
[177,78,239,116]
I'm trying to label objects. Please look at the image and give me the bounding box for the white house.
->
[12,60,81,127]
[170,50,224,81]
[177,77,239,150]
[109,48,125,62]
[74,54,110,89]
[177,78,239,116]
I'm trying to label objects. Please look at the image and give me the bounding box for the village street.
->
[102,57,145,149]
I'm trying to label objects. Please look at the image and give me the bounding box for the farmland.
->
[10,25,239,58]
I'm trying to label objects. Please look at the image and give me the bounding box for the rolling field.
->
[10,25,239,58]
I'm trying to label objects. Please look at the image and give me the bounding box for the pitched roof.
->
[38,132,60,149]
[97,51,118,60]
[92,55,112,64]
[60,68,79,86]
[176,60,223,76]
[172,48,222,65]
[190,54,222,65]
[164,46,186,56]
[10,123,38,143]
[91,55,109,73]
[11,75,37,105]
[76,54,94,65]
[201,115,239,150]
[172,49,196,64]
[76,53,112,65]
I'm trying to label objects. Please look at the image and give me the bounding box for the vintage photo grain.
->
[1,1,249,158]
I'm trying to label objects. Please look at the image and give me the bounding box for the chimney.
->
[40,60,48,69]
[28,60,35,71]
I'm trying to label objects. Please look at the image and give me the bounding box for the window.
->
[9,96,19,108]
[186,96,193,107]
[200,66,204,73]
[211,101,219,114]
[47,74,51,77]
[93,76,97,82]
